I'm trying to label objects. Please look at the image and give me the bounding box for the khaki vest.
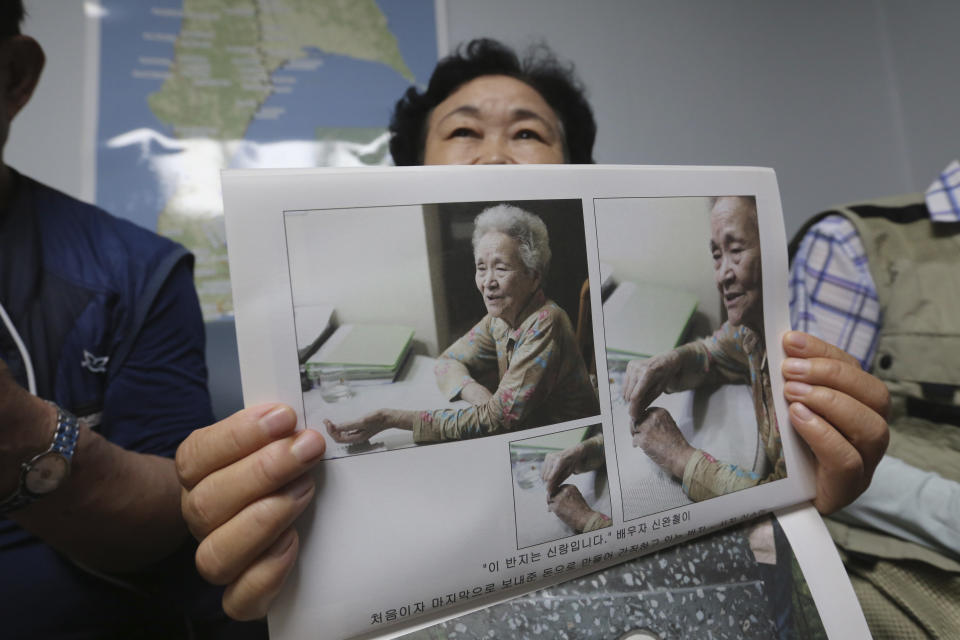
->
[791,194,960,556]
[792,194,960,422]
[792,197,960,638]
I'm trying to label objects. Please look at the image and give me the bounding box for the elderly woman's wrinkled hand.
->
[547,484,597,533]
[176,404,325,620]
[781,331,890,515]
[631,407,695,479]
[324,411,393,444]
[540,445,586,496]
[622,351,682,421]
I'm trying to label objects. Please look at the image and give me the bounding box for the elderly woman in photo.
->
[622,196,786,501]
[325,204,599,444]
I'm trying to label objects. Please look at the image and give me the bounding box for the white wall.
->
[8,0,959,239]
[595,196,722,330]
[445,0,960,237]
[879,1,960,190]
[7,0,93,201]
[284,206,441,355]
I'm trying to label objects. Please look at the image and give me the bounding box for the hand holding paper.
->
[176,404,325,620]
[780,331,890,515]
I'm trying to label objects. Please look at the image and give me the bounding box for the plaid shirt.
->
[790,160,960,369]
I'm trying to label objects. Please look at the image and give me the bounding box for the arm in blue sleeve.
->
[99,257,214,456]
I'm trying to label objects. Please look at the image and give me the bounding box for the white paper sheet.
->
[221,165,819,639]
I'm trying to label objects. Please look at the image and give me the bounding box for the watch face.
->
[24,453,68,495]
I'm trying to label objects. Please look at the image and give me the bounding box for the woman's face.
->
[710,197,763,331]
[423,75,566,165]
[474,231,541,327]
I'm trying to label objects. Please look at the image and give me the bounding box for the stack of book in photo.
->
[306,323,414,384]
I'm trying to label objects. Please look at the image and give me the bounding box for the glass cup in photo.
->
[317,367,353,402]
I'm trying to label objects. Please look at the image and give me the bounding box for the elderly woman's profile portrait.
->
[285,197,599,457]
[622,196,784,501]
[595,194,786,519]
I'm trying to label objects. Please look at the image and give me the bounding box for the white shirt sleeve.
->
[833,455,960,560]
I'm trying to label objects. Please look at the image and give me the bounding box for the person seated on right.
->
[789,160,960,639]
[175,38,890,621]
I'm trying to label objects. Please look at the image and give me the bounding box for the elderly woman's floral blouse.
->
[412,290,599,442]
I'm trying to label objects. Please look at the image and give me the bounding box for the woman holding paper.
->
[175,39,890,621]
[324,204,599,444]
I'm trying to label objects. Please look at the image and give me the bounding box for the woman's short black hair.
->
[389,38,596,166]
[1,0,25,38]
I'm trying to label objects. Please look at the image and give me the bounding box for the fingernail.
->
[790,402,814,421]
[784,381,812,396]
[785,332,807,350]
[270,528,297,557]
[290,429,325,464]
[287,473,315,500]
[260,406,295,438]
[783,358,810,375]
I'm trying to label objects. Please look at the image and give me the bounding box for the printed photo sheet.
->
[221,165,854,639]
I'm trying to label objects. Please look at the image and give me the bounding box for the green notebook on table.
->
[309,323,414,373]
[603,280,698,358]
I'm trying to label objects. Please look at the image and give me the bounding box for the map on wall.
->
[96,0,442,318]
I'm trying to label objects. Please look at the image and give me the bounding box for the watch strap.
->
[0,403,80,514]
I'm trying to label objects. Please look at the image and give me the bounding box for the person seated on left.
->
[0,4,261,637]
[324,203,599,445]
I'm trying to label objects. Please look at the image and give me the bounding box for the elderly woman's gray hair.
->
[472,204,551,276]
[707,195,757,212]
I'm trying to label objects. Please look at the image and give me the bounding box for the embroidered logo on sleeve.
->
[81,350,109,374]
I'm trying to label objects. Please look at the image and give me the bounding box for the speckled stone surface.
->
[402,521,823,639]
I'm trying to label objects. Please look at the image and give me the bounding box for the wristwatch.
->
[0,403,80,514]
